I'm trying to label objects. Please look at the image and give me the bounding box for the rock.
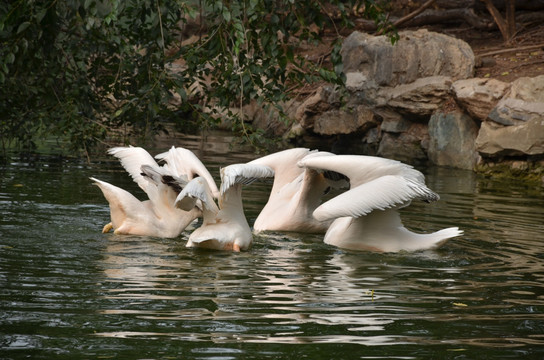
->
[313,106,377,135]
[475,117,544,156]
[508,75,544,103]
[428,111,480,170]
[363,127,381,145]
[452,78,510,121]
[476,56,497,68]
[384,76,453,117]
[249,99,299,137]
[487,75,544,126]
[377,123,429,163]
[341,29,474,89]
[284,122,305,140]
[345,72,368,92]
[381,116,411,133]
[295,86,339,129]
[489,98,544,126]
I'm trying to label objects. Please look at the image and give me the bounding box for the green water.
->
[1,134,544,359]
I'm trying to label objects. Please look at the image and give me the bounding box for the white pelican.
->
[176,163,274,251]
[248,148,347,233]
[298,154,463,252]
[91,145,218,238]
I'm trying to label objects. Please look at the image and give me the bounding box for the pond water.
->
[1,133,544,359]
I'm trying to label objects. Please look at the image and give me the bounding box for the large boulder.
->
[342,29,474,90]
[313,106,377,135]
[475,75,544,157]
[383,76,453,117]
[488,75,544,126]
[428,111,480,170]
[475,118,544,157]
[452,78,510,121]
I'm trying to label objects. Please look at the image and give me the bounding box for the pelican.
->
[90,145,218,238]
[298,154,463,252]
[176,163,274,251]
[247,148,348,233]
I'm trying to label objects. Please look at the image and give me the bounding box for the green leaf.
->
[233,21,243,33]
[6,53,15,64]
[35,9,47,23]
[17,22,31,34]
[178,88,187,102]
[222,8,231,22]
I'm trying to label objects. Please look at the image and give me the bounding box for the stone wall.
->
[252,29,544,182]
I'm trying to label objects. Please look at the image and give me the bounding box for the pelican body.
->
[177,164,274,251]
[248,148,344,233]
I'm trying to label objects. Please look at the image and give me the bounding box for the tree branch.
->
[480,0,514,43]
[394,0,437,28]
[476,43,544,58]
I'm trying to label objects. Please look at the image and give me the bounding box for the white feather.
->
[298,154,425,188]
[297,153,461,252]
[108,146,159,194]
[314,175,439,221]
[176,177,219,214]
[156,146,219,198]
[250,148,338,234]
[219,163,274,195]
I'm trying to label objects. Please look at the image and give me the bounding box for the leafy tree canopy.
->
[0,0,395,157]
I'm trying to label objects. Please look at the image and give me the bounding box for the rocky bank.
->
[249,29,544,183]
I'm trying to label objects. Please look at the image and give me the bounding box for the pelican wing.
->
[248,148,314,191]
[298,154,425,188]
[90,177,147,226]
[313,175,439,222]
[220,163,274,195]
[141,164,188,194]
[108,146,159,193]
[175,177,219,214]
[156,146,219,198]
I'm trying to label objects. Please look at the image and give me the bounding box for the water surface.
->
[1,134,544,359]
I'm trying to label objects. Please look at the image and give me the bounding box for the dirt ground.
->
[438,22,544,82]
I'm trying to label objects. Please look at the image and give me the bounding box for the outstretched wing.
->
[107,146,165,205]
[220,163,274,195]
[156,146,219,198]
[108,146,159,192]
[298,154,425,188]
[248,148,314,192]
[313,175,439,222]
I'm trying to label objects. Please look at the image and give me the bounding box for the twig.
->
[156,0,165,54]
[477,43,544,58]
[510,58,544,70]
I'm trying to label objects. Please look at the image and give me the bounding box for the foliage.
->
[0,0,396,156]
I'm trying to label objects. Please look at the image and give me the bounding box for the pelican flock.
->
[92,145,462,252]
